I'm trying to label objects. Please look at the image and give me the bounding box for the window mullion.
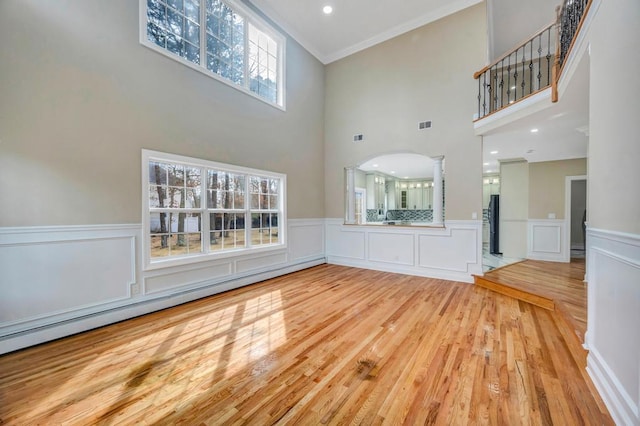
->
[245,173,251,248]
[244,21,250,91]
[202,166,209,254]
[199,0,207,69]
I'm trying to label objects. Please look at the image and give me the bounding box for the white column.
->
[345,167,356,224]
[432,156,444,225]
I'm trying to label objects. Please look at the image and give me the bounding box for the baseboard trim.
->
[587,347,638,426]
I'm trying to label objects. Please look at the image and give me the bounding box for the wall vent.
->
[419,121,432,130]
[353,134,364,142]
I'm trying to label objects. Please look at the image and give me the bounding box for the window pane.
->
[167,187,184,208]
[269,178,279,194]
[211,213,223,231]
[234,191,245,209]
[150,212,170,234]
[205,0,244,84]
[149,161,168,185]
[167,8,183,37]
[184,0,199,21]
[209,213,246,251]
[185,20,200,46]
[167,0,183,11]
[150,235,170,258]
[248,23,278,103]
[188,233,202,254]
[251,213,261,229]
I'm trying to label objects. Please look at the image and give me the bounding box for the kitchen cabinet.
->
[396,180,434,209]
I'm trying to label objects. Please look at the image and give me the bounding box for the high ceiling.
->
[250,0,482,64]
[248,0,588,171]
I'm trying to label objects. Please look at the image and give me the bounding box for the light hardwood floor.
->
[476,259,587,343]
[0,264,612,425]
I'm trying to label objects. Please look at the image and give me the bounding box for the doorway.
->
[565,175,587,260]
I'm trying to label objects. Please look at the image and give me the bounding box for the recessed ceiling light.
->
[372,164,378,167]
[322,5,333,14]
[483,162,489,166]
[487,169,493,173]
[490,150,498,155]
[511,86,516,90]
[530,128,539,133]
[403,176,409,179]
[390,171,396,174]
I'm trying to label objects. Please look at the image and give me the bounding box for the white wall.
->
[0,219,326,354]
[584,0,640,424]
[324,4,486,222]
[326,220,483,283]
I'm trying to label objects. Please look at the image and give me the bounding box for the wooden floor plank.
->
[475,259,587,343]
[0,264,611,425]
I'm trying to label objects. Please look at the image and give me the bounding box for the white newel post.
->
[432,156,444,225]
[346,167,356,224]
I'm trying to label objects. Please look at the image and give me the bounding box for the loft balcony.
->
[474,0,594,136]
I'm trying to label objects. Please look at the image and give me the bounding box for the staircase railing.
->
[474,23,556,120]
[555,0,592,83]
[474,0,593,121]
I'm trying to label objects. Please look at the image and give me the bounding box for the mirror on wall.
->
[345,153,445,225]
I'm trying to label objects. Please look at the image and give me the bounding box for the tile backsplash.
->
[366,209,433,222]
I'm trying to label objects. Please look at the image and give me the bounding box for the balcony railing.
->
[474,24,556,120]
[558,0,591,73]
[474,0,593,121]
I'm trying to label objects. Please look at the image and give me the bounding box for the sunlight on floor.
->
[228,290,286,378]
[22,293,288,423]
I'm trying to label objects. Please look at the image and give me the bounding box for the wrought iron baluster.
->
[520,45,527,98]
[513,50,518,102]
[546,26,551,86]
[500,58,505,109]
[529,39,534,94]
[507,55,512,104]
[492,66,498,112]
[482,72,487,117]
[477,76,481,118]
[537,32,543,90]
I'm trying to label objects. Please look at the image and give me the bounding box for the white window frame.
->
[142,149,287,270]
[139,0,286,110]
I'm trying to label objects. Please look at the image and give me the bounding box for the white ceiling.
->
[250,0,482,64]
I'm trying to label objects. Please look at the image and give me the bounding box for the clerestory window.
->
[140,0,285,108]
[142,150,286,269]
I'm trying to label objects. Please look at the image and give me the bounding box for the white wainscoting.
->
[585,228,640,426]
[0,219,325,355]
[326,219,483,283]
[527,219,568,262]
